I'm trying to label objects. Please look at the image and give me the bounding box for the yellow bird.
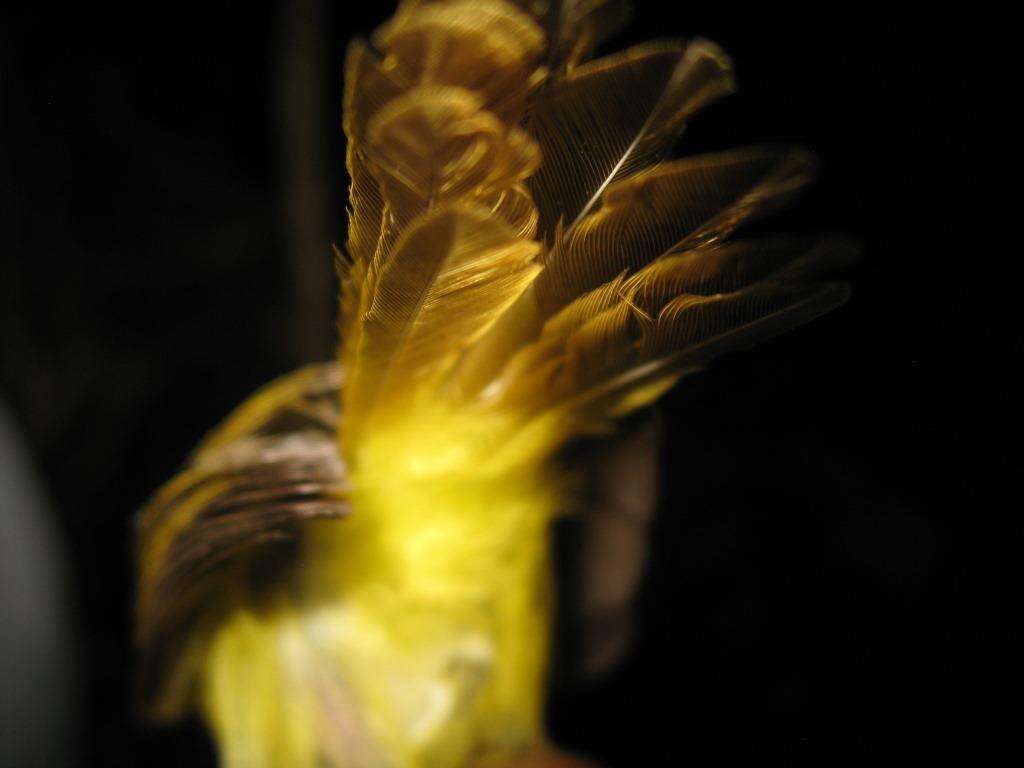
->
[135,1,853,766]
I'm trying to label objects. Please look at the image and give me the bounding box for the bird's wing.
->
[134,362,349,721]
[338,0,852,460]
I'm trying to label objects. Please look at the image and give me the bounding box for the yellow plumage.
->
[135,1,852,766]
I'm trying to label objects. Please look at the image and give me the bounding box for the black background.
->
[0,2,1016,765]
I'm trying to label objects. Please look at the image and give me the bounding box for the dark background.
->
[0,2,1016,765]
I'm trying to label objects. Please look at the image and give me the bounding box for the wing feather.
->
[491,239,851,413]
[536,146,817,313]
[345,204,541,442]
[529,40,734,238]
[452,147,817,397]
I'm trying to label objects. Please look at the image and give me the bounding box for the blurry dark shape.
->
[278,0,335,363]
[575,415,660,678]
[0,399,79,767]
[549,414,660,694]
